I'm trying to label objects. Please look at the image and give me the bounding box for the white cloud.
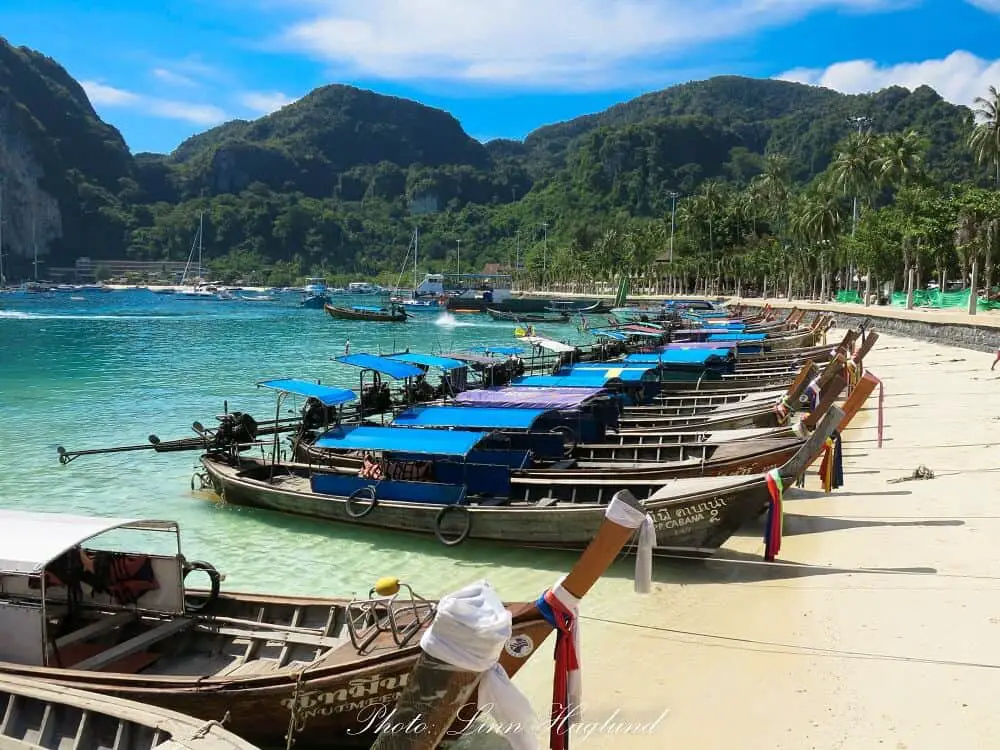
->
[966,0,1000,12]
[152,67,198,87]
[239,91,297,114]
[81,80,140,106]
[81,80,228,125]
[776,50,1000,108]
[279,0,907,88]
[147,100,228,125]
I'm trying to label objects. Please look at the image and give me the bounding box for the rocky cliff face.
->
[0,109,61,272]
[0,38,134,274]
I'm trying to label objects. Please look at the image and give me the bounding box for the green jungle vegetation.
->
[2,37,1000,300]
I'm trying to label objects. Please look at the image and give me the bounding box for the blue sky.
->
[3,0,999,154]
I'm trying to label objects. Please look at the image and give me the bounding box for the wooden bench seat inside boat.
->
[54,642,162,673]
[62,618,194,672]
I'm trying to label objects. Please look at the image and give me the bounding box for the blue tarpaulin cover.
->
[393,405,551,430]
[334,353,423,379]
[257,379,356,406]
[468,345,524,355]
[314,425,487,456]
[388,352,468,371]
[624,349,733,366]
[707,333,768,342]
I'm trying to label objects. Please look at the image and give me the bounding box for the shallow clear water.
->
[0,290,621,601]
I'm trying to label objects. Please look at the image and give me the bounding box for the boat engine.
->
[360,383,392,415]
[214,411,259,448]
[301,397,337,431]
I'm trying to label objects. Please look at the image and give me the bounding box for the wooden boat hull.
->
[293,436,802,478]
[324,304,407,322]
[0,674,260,750]
[0,591,548,749]
[486,307,569,323]
[200,455,771,555]
[617,405,790,431]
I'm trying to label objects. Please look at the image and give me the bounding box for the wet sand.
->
[498,329,1000,749]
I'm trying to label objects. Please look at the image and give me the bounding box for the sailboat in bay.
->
[392,227,441,310]
[174,212,231,300]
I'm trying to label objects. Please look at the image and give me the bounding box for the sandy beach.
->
[496,327,1000,749]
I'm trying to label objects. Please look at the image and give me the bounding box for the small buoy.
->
[374,576,401,596]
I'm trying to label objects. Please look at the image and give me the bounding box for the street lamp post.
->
[665,190,680,263]
[847,115,872,237]
[540,222,548,272]
[456,239,461,276]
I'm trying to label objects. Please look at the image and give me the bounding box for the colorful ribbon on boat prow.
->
[845,358,861,393]
[419,580,538,750]
[804,378,821,411]
[764,469,784,562]
[773,395,791,425]
[867,373,885,448]
[536,578,581,750]
[533,498,656,750]
[818,430,844,493]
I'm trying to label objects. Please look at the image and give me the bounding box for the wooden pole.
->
[371,491,647,750]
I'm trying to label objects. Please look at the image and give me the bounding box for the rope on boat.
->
[578,615,1000,670]
[284,668,307,750]
[188,712,230,740]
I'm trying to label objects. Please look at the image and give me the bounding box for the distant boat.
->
[346,281,377,294]
[303,276,328,296]
[300,293,330,309]
[175,212,211,298]
[240,293,277,302]
[324,302,408,322]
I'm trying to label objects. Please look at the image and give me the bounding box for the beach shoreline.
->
[498,327,1000,749]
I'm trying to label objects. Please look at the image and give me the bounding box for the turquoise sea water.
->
[0,290,617,602]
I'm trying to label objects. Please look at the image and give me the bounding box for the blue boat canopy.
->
[388,352,467,371]
[566,362,660,375]
[314,425,488,456]
[257,379,356,406]
[468,345,524,356]
[590,330,627,340]
[393,405,552,430]
[707,333,767,342]
[334,353,423,379]
[624,349,733,366]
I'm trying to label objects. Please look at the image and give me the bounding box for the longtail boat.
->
[0,500,643,748]
[324,302,408,322]
[198,406,842,551]
[0,674,261,750]
[486,307,569,323]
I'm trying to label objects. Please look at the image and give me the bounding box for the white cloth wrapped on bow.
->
[420,581,539,750]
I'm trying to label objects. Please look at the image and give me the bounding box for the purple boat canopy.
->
[453,386,606,410]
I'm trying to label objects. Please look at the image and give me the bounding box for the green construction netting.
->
[834,287,1000,311]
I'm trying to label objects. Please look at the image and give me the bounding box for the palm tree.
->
[969,85,1000,188]
[750,153,792,228]
[827,131,878,235]
[872,129,927,190]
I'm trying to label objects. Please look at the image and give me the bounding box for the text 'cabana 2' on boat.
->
[199,400,845,554]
